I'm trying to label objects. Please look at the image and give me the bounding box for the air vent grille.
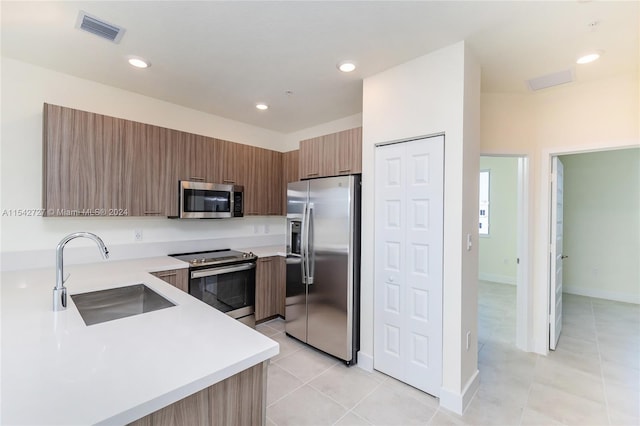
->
[527,69,574,91]
[76,11,125,43]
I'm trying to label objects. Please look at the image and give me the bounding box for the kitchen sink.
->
[71,284,175,326]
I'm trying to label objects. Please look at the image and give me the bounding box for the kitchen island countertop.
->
[1,256,279,425]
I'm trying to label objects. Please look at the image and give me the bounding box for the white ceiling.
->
[1,1,638,133]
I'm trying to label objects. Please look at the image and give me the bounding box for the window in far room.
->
[479,170,490,235]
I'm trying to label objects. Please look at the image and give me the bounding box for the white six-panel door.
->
[550,156,564,350]
[374,136,444,396]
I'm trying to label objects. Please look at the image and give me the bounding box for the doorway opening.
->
[546,146,640,351]
[477,155,529,352]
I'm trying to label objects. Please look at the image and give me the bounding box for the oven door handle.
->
[191,262,256,279]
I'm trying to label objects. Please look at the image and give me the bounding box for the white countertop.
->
[1,256,279,425]
[234,245,286,258]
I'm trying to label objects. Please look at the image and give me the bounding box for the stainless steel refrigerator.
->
[286,175,361,365]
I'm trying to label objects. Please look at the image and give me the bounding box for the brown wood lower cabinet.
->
[150,269,189,293]
[255,256,286,322]
[277,256,286,317]
[128,361,267,426]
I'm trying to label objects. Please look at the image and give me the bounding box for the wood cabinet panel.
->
[43,104,134,216]
[150,269,189,293]
[43,104,75,213]
[277,256,286,317]
[335,127,362,175]
[282,150,300,213]
[299,136,323,179]
[298,127,361,180]
[128,361,266,426]
[215,139,248,186]
[43,103,285,218]
[176,131,212,183]
[208,361,266,426]
[255,256,280,321]
[244,146,282,216]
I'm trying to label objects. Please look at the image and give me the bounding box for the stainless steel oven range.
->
[169,249,257,327]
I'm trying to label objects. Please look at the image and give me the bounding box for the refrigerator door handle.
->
[307,203,315,285]
[300,202,309,284]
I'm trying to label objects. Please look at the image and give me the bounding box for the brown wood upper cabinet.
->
[42,103,288,217]
[282,150,299,213]
[43,104,136,216]
[215,139,247,186]
[241,145,282,216]
[298,127,362,179]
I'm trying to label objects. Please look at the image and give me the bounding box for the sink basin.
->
[71,284,175,326]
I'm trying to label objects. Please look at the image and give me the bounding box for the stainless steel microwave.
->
[178,181,243,219]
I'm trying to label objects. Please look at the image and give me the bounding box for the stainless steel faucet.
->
[53,232,109,311]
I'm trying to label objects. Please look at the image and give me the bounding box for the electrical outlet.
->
[134,229,143,242]
[264,224,270,234]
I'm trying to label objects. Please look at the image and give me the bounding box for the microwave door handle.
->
[307,203,315,285]
[300,203,308,284]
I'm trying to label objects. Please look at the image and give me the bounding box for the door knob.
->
[561,255,569,259]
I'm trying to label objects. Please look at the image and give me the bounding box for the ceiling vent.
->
[527,69,574,91]
[75,11,125,43]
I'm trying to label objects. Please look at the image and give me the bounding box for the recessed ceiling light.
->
[576,52,601,64]
[256,103,269,110]
[337,61,356,73]
[128,57,150,69]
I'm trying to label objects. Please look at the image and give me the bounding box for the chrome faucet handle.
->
[53,286,67,310]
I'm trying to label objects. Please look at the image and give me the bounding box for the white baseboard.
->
[357,351,374,372]
[439,369,480,415]
[479,272,516,285]
[563,285,640,305]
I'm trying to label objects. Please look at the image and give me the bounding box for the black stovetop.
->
[169,249,255,267]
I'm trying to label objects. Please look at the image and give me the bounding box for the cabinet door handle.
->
[144,211,163,215]
[190,177,205,181]
[307,173,319,177]
[223,179,235,183]
[338,168,351,173]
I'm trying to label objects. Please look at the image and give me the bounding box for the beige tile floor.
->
[257,281,639,425]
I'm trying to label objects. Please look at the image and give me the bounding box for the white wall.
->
[478,156,518,285]
[560,148,640,304]
[0,58,286,269]
[362,41,480,413]
[481,71,640,353]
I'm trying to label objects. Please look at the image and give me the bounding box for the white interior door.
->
[550,156,564,350]
[374,135,444,396]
